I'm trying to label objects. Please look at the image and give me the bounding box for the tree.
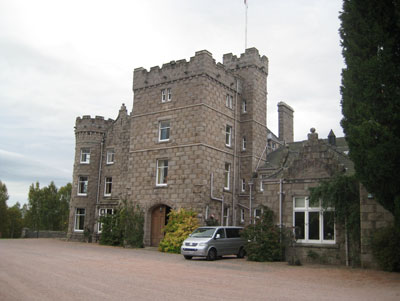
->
[309,174,360,265]
[58,183,71,231]
[0,181,9,237]
[7,203,23,238]
[340,0,400,221]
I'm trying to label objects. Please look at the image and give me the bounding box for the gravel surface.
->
[1,239,400,300]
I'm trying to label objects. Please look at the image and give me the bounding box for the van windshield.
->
[191,228,216,238]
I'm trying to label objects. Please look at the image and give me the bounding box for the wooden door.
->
[151,205,166,246]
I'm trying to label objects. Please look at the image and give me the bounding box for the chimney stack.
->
[278,102,294,143]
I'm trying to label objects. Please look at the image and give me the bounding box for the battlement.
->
[75,115,114,133]
[223,47,268,74]
[133,50,237,90]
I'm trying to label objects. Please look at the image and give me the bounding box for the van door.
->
[213,228,229,256]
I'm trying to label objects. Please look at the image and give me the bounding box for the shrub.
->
[371,225,400,272]
[241,206,284,262]
[99,201,144,248]
[158,208,199,253]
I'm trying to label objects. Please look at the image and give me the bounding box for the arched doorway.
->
[151,205,171,246]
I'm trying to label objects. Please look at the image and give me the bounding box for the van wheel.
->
[237,247,246,258]
[207,248,217,261]
[184,255,193,260]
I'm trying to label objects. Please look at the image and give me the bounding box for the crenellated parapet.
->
[75,115,114,142]
[133,50,239,91]
[223,47,268,75]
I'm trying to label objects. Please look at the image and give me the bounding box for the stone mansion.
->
[68,48,393,266]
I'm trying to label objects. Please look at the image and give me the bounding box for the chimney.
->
[278,102,294,143]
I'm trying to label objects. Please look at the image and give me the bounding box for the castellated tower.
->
[68,48,271,245]
[68,105,130,240]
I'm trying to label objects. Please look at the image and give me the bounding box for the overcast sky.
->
[0,0,344,206]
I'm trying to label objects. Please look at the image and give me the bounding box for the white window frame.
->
[224,163,231,191]
[161,89,166,102]
[156,159,168,186]
[167,88,172,101]
[241,179,246,192]
[104,177,112,196]
[158,120,170,142]
[260,180,264,192]
[225,125,232,147]
[240,208,245,223]
[80,148,90,164]
[98,208,113,233]
[242,136,246,151]
[242,99,247,113]
[226,94,233,109]
[223,207,229,226]
[205,205,209,220]
[106,149,115,164]
[78,176,88,196]
[74,208,86,232]
[254,208,263,223]
[293,197,335,244]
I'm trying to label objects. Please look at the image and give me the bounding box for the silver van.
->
[181,226,246,260]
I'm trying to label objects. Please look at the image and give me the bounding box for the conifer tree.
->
[340,0,400,220]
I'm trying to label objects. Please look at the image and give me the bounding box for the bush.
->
[371,225,400,272]
[241,206,284,262]
[99,201,144,248]
[158,208,199,253]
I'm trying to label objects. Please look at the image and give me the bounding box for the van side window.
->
[226,228,240,238]
[216,228,226,238]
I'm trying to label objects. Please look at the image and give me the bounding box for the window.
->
[104,177,112,196]
[159,120,170,142]
[241,179,246,192]
[78,176,88,196]
[223,207,229,226]
[98,208,113,233]
[293,197,335,244]
[216,228,226,238]
[167,88,172,101]
[74,208,85,232]
[254,208,263,223]
[260,180,264,192]
[225,94,233,109]
[242,136,246,151]
[106,149,115,164]
[161,88,171,102]
[242,99,247,113]
[156,159,168,186]
[224,163,231,190]
[226,228,241,238]
[225,125,232,147]
[80,148,90,164]
[240,208,245,223]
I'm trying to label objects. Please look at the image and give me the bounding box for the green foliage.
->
[99,201,144,248]
[7,203,23,238]
[340,0,400,221]
[158,208,199,253]
[0,181,9,238]
[371,225,400,272]
[309,174,361,265]
[241,206,284,262]
[25,182,71,231]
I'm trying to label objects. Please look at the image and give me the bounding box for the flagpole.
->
[245,0,248,50]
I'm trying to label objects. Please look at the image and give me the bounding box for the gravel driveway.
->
[1,239,399,300]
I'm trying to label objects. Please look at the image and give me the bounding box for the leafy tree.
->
[241,206,284,262]
[0,181,9,238]
[340,0,400,222]
[309,174,360,265]
[7,203,23,238]
[25,182,71,231]
[158,208,199,253]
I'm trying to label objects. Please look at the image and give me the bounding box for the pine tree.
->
[340,0,400,220]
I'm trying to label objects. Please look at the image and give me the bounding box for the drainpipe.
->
[279,178,283,243]
[249,181,253,224]
[210,173,224,226]
[232,78,239,225]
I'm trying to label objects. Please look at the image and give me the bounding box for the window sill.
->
[80,162,90,165]
[158,140,170,143]
[74,229,84,233]
[155,184,168,188]
[294,242,338,249]
[106,162,114,165]
[77,194,88,197]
